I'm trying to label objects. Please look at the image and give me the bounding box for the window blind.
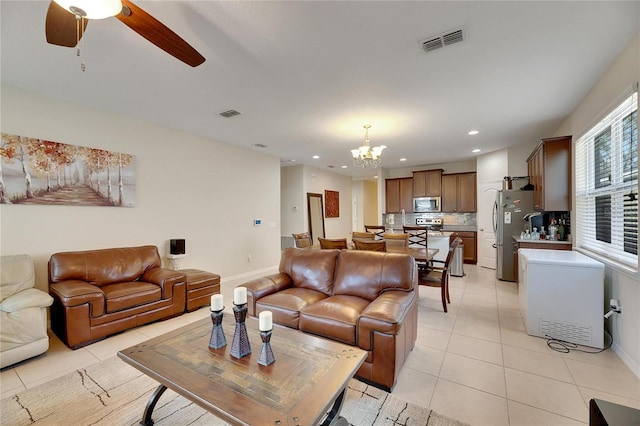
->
[575,88,638,268]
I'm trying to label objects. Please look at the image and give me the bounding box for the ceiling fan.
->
[45,0,205,67]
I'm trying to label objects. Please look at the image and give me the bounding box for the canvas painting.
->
[0,133,136,207]
[325,190,339,218]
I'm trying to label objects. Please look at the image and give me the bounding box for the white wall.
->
[279,164,353,240]
[554,31,639,377]
[280,165,305,236]
[1,85,282,293]
[303,165,353,239]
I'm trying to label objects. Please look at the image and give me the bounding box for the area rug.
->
[1,357,468,426]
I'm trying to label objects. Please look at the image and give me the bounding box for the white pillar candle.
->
[259,311,273,331]
[210,294,223,311]
[234,287,247,305]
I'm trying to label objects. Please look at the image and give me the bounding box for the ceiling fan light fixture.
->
[53,0,122,19]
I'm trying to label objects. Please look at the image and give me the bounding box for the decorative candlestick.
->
[208,309,226,349]
[258,330,275,366]
[230,303,251,358]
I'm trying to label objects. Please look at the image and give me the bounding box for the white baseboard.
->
[220,265,279,287]
[612,341,640,379]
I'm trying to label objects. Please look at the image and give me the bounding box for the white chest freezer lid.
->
[519,249,605,269]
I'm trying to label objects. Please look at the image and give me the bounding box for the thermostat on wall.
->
[254,219,262,226]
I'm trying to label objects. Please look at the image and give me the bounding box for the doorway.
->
[307,193,325,244]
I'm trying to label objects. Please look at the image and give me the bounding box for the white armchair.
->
[1,254,53,368]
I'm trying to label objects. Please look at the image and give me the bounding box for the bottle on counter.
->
[540,226,546,240]
[524,229,531,240]
[531,227,540,240]
[548,220,557,241]
[558,220,565,241]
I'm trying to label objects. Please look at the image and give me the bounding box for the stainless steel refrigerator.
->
[493,190,534,281]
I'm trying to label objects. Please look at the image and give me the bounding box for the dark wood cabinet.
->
[526,136,572,212]
[385,178,413,213]
[441,172,476,212]
[449,231,477,264]
[412,169,443,197]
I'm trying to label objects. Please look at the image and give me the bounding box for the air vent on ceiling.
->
[419,28,464,53]
[254,143,268,148]
[219,109,241,118]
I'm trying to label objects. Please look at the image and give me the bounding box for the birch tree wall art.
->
[0,133,136,207]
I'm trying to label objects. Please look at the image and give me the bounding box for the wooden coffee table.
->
[118,316,366,426]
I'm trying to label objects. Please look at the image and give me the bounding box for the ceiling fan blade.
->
[115,0,205,67]
[45,0,88,47]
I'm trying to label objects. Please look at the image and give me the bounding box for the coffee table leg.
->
[140,384,168,426]
[321,388,349,426]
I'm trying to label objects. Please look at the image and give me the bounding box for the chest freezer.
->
[518,249,605,348]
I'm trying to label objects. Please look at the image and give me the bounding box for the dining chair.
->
[353,239,387,252]
[318,237,348,249]
[351,231,375,246]
[292,232,312,248]
[403,225,429,272]
[420,237,460,313]
[364,225,386,240]
[383,232,409,247]
[402,226,428,247]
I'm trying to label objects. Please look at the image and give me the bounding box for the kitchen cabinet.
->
[449,231,477,264]
[441,172,476,212]
[512,238,572,282]
[527,136,572,211]
[385,178,413,213]
[412,169,443,197]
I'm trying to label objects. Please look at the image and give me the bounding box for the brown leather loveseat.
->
[49,246,186,348]
[240,247,418,391]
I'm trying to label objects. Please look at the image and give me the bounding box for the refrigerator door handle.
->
[492,201,498,235]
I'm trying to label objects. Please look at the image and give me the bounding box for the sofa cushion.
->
[299,295,370,345]
[333,251,414,301]
[49,246,161,287]
[256,288,327,328]
[279,248,339,295]
[102,282,161,313]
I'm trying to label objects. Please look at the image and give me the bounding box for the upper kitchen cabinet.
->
[441,172,477,213]
[412,169,443,197]
[385,177,413,213]
[527,136,572,212]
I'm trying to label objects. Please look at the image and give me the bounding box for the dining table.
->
[385,246,439,262]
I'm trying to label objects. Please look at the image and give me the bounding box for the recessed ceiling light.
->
[341,165,348,169]
[400,158,407,162]
[373,175,378,179]
[312,155,320,159]
[468,130,479,135]
[472,148,481,153]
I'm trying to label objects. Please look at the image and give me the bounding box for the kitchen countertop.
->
[387,227,451,237]
[442,225,477,232]
[513,236,571,244]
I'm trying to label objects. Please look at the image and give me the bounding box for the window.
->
[575,89,638,268]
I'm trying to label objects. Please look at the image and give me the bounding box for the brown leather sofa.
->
[48,246,186,349]
[240,247,418,391]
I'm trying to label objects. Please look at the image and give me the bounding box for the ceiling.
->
[1,1,639,178]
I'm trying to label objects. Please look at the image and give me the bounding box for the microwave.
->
[413,196,441,213]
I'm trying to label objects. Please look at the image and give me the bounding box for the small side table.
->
[590,398,640,425]
[166,254,187,270]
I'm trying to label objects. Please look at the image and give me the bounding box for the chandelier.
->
[351,125,386,168]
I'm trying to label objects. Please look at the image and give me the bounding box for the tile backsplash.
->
[382,212,476,228]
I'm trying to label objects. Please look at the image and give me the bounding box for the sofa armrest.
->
[241,273,293,316]
[141,268,186,299]
[50,280,105,317]
[0,288,53,312]
[357,290,416,351]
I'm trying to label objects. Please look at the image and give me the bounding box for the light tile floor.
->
[2,265,639,425]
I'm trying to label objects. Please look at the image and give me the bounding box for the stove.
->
[415,217,443,231]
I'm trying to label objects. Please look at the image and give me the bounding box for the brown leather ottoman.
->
[180,269,221,312]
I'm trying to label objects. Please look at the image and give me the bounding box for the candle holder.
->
[258,330,275,366]
[208,309,226,349]
[230,303,251,358]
